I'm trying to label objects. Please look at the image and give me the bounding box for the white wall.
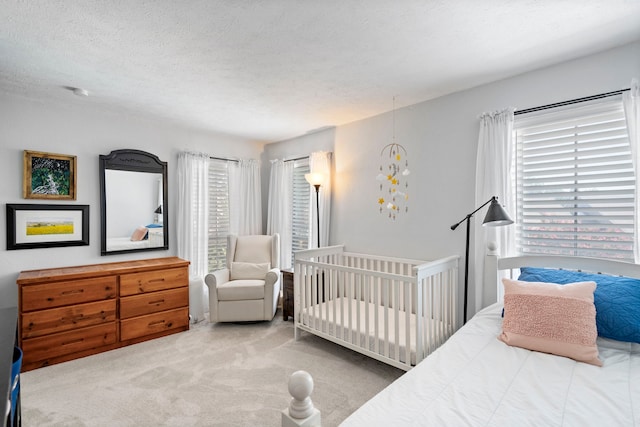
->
[270,41,640,317]
[2,41,638,313]
[0,93,263,307]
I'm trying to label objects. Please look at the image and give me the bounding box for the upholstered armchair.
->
[205,234,281,322]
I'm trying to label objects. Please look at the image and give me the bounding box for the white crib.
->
[294,246,460,370]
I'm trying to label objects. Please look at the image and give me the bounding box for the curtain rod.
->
[210,156,239,163]
[284,155,308,163]
[514,88,630,116]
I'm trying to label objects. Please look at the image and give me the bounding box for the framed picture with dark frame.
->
[23,150,77,200]
[6,204,89,250]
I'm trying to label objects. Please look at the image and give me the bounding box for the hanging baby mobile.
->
[376,97,410,220]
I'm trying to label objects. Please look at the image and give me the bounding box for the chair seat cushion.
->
[217,279,266,301]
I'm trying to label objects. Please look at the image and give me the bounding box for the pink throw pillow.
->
[499,278,602,366]
[130,226,148,241]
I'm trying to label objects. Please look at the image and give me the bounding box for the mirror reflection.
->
[99,150,168,255]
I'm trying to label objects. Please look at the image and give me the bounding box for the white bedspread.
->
[341,303,640,426]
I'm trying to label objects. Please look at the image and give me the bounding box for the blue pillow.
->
[517,267,640,344]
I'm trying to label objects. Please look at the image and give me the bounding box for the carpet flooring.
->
[20,314,404,427]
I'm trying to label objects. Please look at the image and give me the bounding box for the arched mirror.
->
[99,149,168,255]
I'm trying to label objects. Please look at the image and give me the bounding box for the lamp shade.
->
[305,172,325,187]
[482,197,513,227]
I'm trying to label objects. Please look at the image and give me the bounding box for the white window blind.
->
[291,158,310,263]
[515,99,635,261]
[208,159,231,270]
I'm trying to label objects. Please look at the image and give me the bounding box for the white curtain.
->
[623,79,640,262]
[229,159,262,235]
[177,151,210,277]
[309,151,332,248]
[177,151,209,320]
[473,109,515,317]
[267,159,294,269]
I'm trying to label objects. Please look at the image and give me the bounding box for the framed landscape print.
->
[23,150,77,200]
[6,204,89,250]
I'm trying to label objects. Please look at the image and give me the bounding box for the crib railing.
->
[294,245,459,370]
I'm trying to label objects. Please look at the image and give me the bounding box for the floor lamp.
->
[451,196,513,324]
[305,173,324,248]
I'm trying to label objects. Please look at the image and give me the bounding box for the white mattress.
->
[106,237,152,251]
[341,303,640,426]
[106,229,163,251]
[301,297,419,365]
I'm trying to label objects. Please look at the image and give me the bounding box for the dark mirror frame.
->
[99,149,169,255]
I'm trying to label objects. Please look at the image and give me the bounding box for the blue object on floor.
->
[10,346,22,427]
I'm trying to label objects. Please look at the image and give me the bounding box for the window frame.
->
[207,158,231,271]
[291,158,311,265]
[513,98,635,262]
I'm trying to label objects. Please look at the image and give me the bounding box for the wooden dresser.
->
[17,257,189,371]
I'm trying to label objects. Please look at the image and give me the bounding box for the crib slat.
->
[374,274,380,356]
[348,270,353,344]
[353,274,362,345]
[393,280,400,362]
[404,279,411,367]
[340,268,345,340]
[383,278,390,358]
[364,273,370,352]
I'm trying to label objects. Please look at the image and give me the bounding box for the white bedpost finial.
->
[282,371,321,427]
[288,371,314,418]
[487,241,498,255]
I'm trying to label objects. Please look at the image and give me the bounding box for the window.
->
[291,158,310,264]
[514,99,634,261]
[207,159,231,270]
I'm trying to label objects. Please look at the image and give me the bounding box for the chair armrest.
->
[265,268,280,288]
[205,268,230,323]
[264,268,281,320]
[205,268,230,289]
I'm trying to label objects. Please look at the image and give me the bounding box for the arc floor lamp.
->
[451,196,513,324]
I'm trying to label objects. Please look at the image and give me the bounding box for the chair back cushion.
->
[231,235,273,264]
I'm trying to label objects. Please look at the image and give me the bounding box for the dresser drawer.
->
[120,288,188,319]
[120,267,188,296]
[120,307,189,341]
[21,277,117,312]
[21,322,117,365]
[21,299,116,339]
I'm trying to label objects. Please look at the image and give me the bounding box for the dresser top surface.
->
[17,256,189,285]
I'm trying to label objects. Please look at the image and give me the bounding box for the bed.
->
[294,246,460,370]
[106,227,164,251]
[340,253,640,426]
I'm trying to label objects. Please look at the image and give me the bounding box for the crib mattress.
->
[301,297,444,365]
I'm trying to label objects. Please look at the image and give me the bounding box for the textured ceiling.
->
[1,1,639,142]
